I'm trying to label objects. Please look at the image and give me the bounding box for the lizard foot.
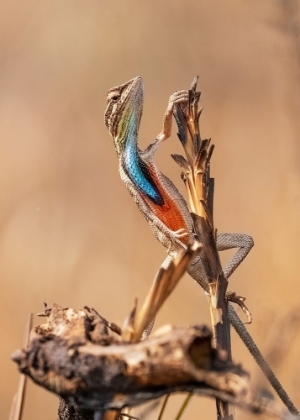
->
[174,227,189,238]
[168,90,189,108]
[156,90,189,142]
[226,291,252,324]
[166,228,189,253]
[173,228,189,246]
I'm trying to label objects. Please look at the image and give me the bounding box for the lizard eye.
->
[108,91,120,102]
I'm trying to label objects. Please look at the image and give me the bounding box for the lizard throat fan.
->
[105,76,164,206]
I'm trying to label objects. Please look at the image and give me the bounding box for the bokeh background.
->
[1,1,300,419]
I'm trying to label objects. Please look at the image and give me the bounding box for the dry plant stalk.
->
[9,313,33,420]
[172,77,232,419]
[172,78,299,419]
[129,242,201,341]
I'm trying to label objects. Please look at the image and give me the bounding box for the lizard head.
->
[104,76,144,155]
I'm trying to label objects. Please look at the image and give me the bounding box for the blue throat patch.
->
[123,137,164,206]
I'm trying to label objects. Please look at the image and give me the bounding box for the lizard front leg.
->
[157,90,189,142]
[143,90,189,159]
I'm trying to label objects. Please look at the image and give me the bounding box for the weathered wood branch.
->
[11,304,239,409]
[11,304,297,420]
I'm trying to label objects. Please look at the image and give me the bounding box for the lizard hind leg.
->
[217,233,254,324]
[216,233,254,279]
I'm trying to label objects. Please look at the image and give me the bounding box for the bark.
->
[11,304,246,410]
[11,304,295,420]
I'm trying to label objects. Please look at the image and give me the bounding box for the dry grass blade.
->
[157,395,170,420]
[122,300,138,341]
[174,392,193,420]
[9,313,33,420]
[132,242,201,341]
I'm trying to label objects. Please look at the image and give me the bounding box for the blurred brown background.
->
[1,0,300,418]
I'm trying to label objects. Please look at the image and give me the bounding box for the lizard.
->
[104,76,253,291]
[103,76,298,413]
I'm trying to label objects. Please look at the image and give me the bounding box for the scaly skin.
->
[104,77,253,280]
[104,76,257,285]
[105,77,195,252]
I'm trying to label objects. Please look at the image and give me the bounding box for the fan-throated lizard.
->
[104,76,253,289]
[103,77,298,412]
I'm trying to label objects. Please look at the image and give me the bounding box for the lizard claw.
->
[173,228,189,249]
[174,228,189,238]
[168,90,189,110]
[166,228,189,253]
[226,291,252,324]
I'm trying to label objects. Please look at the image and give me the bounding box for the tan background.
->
[1,1,300,419]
